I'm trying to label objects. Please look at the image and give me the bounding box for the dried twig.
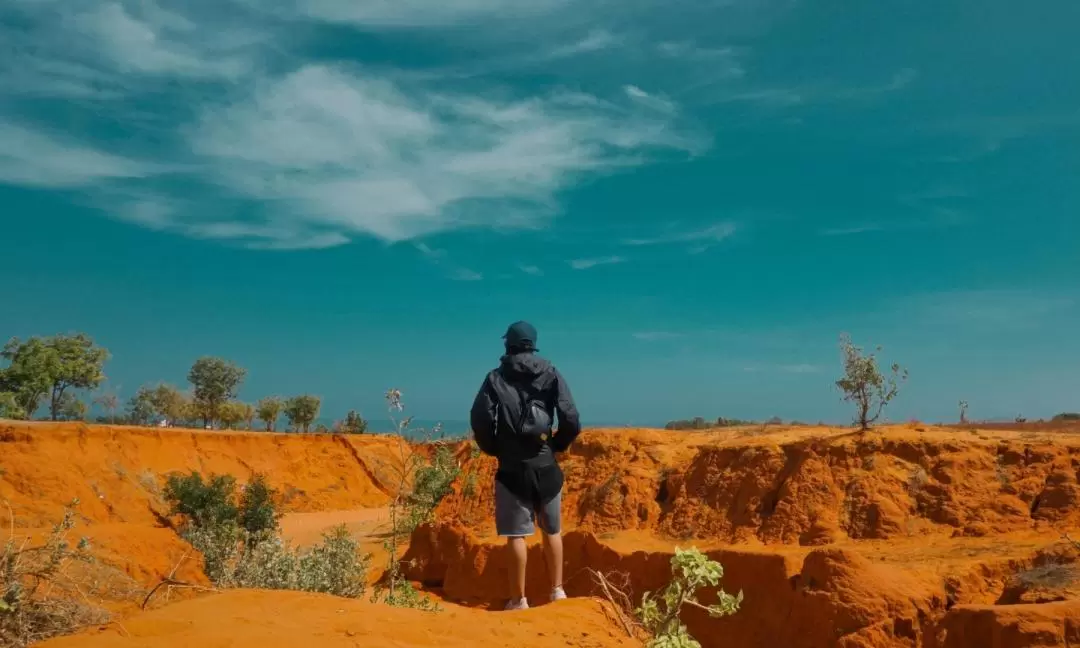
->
[587,568,641,639]
[140,551,218,610]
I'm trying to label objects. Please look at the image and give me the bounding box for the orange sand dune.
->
[4,421,1080,648]
[37,589,635,648]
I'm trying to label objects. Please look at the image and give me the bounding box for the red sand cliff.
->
[3,421,1079,648]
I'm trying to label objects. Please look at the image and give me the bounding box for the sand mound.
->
[5,421,1080,647]
[438,425,1080,543]
[36,589,635,648]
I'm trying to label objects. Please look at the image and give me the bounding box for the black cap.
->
[502,321,538,349]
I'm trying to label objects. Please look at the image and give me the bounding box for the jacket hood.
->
[498,352,553,386]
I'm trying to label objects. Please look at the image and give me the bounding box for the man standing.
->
[470,321,582,611]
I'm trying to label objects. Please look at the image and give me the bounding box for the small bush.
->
[1,500,110,648]
[401,444,460,534]
[162,470,370,598]
[163,472,238,530]
[635,547,743,648]
[835,333,907,430]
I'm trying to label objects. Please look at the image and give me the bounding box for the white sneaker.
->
[550,586,567,602]
[504,597,529,611]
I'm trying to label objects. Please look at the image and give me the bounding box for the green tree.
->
[0,392,24,419]
[256,397,283,432]
[284,395,321,433]
[57,393,88,421]
[835,333,907,430]
[337,410,367,434]
[0,336,58,419]
[45,333,109,421]
[241,402,256,430]
[127,386,158,425]
[187,357,247,428]
[94,392,120,422]
[152,384,190,426]
[218,401,250,429]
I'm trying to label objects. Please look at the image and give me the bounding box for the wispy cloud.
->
[819,224,885,237]
[449,268,484,281]
[696,68,917,108]
[548,29,622,59]
[0,0,705,251]
[743,363,822,374]
[413,242,483,281]
[569,256,626,270]
[622,222,737,248]
[624,85,677,114]
[292,0,573,28]
[71,2,252,79]
[0,123,154,188]
[632,331,684,341]
[888,290,1075,330]
[189,65,700,244]
[517,264,544,276]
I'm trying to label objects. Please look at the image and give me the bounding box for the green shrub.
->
[163,472,239,529]
[162,470,370,598]
[635,547,743,648]
[1,500,109,648]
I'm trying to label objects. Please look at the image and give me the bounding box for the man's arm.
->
[469,374,498,456]
[550,368,581,453]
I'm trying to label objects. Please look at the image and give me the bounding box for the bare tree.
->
[835,333,907,430]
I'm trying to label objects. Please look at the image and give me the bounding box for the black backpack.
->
[494,373,554,441]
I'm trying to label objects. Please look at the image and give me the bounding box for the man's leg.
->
[507,536,528,600]
[495,480,534,609]
[538,490,566,600]
[541,530,563,590]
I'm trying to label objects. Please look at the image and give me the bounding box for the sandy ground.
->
[4,420,1080,648]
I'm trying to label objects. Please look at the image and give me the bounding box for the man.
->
[470,320,582,611]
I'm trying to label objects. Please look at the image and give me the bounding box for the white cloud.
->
[569,255,625,270]
[71,3,251,79]
[623,85,677,114]
[780,364,820,374]
[0,0,712,251]
[518,264,544,276]
[622,222,736,247]
[632,331,683,341]
[889,290,1075,330]
[548,29,622,58]
[449,268,484,281]
[0,123,153,188]
[189,64,700,244]
[819,224,884,236]
[294,0,572,28]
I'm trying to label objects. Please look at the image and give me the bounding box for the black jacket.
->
[470,352,581,504]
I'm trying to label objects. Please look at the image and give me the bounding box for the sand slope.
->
[4,421,1080,648]
[37,590,636,648]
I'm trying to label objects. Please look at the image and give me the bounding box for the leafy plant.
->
[835,333,907,430]
[161,471,369,597]
[634,547,743,648]
[0,334,109,421]
[256,396,284,432]
[1,500,110,648]
[371,389,450,611]
[0,392,21,420]
[218,401,254,430]
[187,357,246,427]
[283,395,321,433]
[337,410,368,434]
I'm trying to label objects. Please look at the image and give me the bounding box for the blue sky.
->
[2,0,1079,426]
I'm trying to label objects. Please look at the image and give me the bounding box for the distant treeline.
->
[663,416,813,430]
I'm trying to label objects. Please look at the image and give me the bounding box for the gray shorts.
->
[494,480,562,537]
